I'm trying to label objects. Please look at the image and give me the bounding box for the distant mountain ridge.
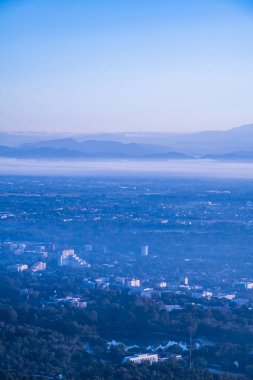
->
[204,150,253,161]
[0,124,253,158]
[0,140,190,160]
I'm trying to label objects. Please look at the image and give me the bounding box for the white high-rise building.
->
[59,249,75,266]
[141,245,149,256]
[59,249,90,268]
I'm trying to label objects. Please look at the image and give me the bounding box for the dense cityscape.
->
[0,176,252,379]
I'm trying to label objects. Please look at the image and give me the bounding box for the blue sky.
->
[1,0,253,134]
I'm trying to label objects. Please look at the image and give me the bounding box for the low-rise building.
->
[157,282,167,288]
[11,264,28,272]
[202,291,213,298]
[123,353,158,364]
[162,304,183,312]
[125,278,141,288]
[31,261,46,272]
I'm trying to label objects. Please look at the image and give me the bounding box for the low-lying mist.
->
[1,158,253,178]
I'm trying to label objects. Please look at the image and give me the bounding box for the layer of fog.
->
[1,158,253,178]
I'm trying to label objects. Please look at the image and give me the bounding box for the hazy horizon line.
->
[1,122,253,136]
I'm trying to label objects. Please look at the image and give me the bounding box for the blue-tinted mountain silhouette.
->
[1,124,253,159]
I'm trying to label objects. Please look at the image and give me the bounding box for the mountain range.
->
[0,124,253,161]
[0,140,189,160]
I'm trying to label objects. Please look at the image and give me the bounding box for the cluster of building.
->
[3,241,50,257]
[9,261,46,272]
[81,273,253,309]
[2,239,253,308]
[43,295,88,309]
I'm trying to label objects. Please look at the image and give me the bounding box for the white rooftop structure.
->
[123,353,158,364]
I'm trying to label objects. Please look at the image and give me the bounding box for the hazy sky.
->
[1,0,253,134]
